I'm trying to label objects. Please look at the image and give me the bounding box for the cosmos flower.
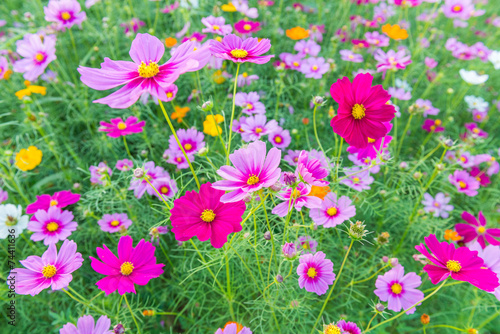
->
[339,50,364,63]
[26,190,81,214]
[28,206,78,245]
[234,20,261,34]
[241,115,279,142]
[0,204,29,239]
[488,50,500,69]
[10,239,83,296]
[272,183,322,217]
[425,57,438,69]
[309,193,356,228]
[415,99,439,117]
[415,234,499,292]
[282,242,298,259]
[459,69,488,85]
[78,33,211,108]
[90,235,164,295]
[442,0,474,20]
[374,265,424,314]
[210,34,273,64]
[374,49,412,77]
[346,123,393,160]
[300,57,330,79]
[364,31,390,47]
[448,170,480,197]
[215,323,252,334]
[268,127,291,149]
[116,159,133,171]
[457,151,475,168]
[340,167,374,191]
[168,128,205,157]
[309,24,325,42]
[296,235,318,254]
[0,56,11,80]
[15,145,43,172]
[0,188,7,204]
[60,315,112,334]
[212,141,281,202]
[469,242,500,301]
[297,251,335,295]
[151,176,178,200]
[348,153,382,174]
[128,161,169,198]
[388,87,411,100]
[170,183,246,248]
[90,162,112,185]
[98,213,133,233]
[235,92,266,115]
[120,18,145,35]
[470,167,490,187]
[44,0,87,31]
[98,116,145,138]
[201,16,233,35]
[464,96,489,112]
[336,320,362,334]
[233,0,259,18]
[181,32,206,43]
[284,150,302,167]
[296,150,329,187]
[455,211,500,248]
[421,192,454,218]
[329,73,395,148]
[422,119,444,133]
[294,40,321,57]
[237,72,259,86]
[464,122,488,138]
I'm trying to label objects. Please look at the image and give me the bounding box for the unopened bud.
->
[113,323,126,334]
[436,163,444,171]
[413,172,422,179]
[421,314,430,325]
[282,242,298,260]
[382,256,389,263]
[133,168,144,178]
[375,232,390,246]
[399,162,408,169]
[270,181,282,192]
[264,231,271,240]
[198,147,208,156]
[390,258,399,267]
[201,100,213,112]
[348,220,367,241]
[447,88,454,94]
[313,96,324,106]
[282,172,297,186]
[376,303,385,312]
[276,274,283,283]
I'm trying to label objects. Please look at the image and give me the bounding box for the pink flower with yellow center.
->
[455,211,500,249]
[27,206,78,245]
[98,116,145,138]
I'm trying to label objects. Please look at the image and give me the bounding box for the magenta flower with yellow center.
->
[210,34,274,64]
[98,116,145,138]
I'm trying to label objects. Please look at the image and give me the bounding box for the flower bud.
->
[421,314,430,325]
[198,147,208,156]
[264,231,271,240]
[282,242,298,260]
[133,168,144,178]
[270,181,282,192]
[375,303,385,312]
[313,96,325,106]
[113,323,126,334]
[390,258,399,267]
[399,162,408,169]
[375,232,390,246]
[282,172,297,186]
[73,183,81,189]
[413,172,422,179]
[201,100,213,112]
[348,221,367,241]
[447,88,454,94]
[276,274,284,283]
[444,139,454,148]
[140,150,148,156]
[436,163,444,171]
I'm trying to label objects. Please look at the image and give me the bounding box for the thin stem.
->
[224,245,235,319]
[366,313,378,331]
[423,325,467,332]
[313,105,327,161]
[335,138,344,181]
[124,294,141,334]
[122,136,132,158]
[226,63,241,165]
[349,264,390,286]
[395,113,414,162]
[188,239,226,293]
[145,178,171,209]
[158,100,200,189]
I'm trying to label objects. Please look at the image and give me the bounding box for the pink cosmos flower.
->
[44,0,87,31]
[309,150,330,169]
[470,166,490,187]
[210,34,273,64]
[388,87,411,100]
[300,57,329,79]
[340,50,364,63]
[128,161,169,198]
[415,99,439,117]
[374,49,412,78]
[28,206,78,245]
[215,323,252,334]
[284,150,301,166]
[297,251,335,295]
[272,183,322,217]
[98,213,133,233]
[170,183,246,248]
[168,128,205,157]
[26,190,80,214]
[235,92,266,115]
[10,239,83,296]
[309,24,325,42]
[470,242,500,301]
[268,128,291,149]
[421,192,453,218]
[296,151,329,187]
[120,18,145,35]
[364,31,390,47]
[90,235,164,295]
[425,57,438,69]
[337,320,362,334]
[346,123,393,160]
[212,141,281,202]
[201,16,232,35]
[181,32,207,43]
[340,167,374,191]
[165,149,189,169]
[296,235,318,254]
[237,72,259,86]
[116,159,133,171]
[151,176,178,200]
[233,0,259,18]
[0,188,7,203]
[442,0,474,20]
[78,33,211,108]
[98,116,145,138]
[352,39,370,48]
[448,170,480,197]
[294,40,321,57]
[456,211,500,248]
[90,162,112,185]
[234,20,261,34]
[13,33,57,81]
[348,153,382,174]
[457,151,475,168]
[162,1,179,13]
[415,234,499,292]
[309,193,356,228]
[60,315,112,334]
[474,154,499,176]
[241,115,279,142]
[422,119,444,133]
[464,122,488,138]
[374,265,424,315]
[0,57,10,80]
[471,110,487,123]
[330,73,395,148]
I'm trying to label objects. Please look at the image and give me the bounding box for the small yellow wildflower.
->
[203,114,224,137]
[15,146,43,171]
[15,81,47,100]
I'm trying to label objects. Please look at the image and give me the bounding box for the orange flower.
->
[444,229,461,242]
[171,106,190,123]
[142,310,155,316]
[15,80,47,100]
[421,314,430,325]
[308,186,331,200]
[165,37,177,48]
[382,24,408,40]
[286,27,309,40]
[221,2,237,12]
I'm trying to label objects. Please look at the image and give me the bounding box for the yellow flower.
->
[203,114,224,137]
[221,2,237,12]
[171,106,190,123]
[15,80,47,100]
[15,146,43,171]
[212,70,226,84]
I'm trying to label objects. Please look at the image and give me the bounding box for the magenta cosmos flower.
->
[90,235,164,295]
[212,141,281,202]
[151,176,178,201]
[330,73,395,148]
[448,170,480,197]
[13,33,57,81]
[456,211,500,248]
[78,33,211,108]
[98,116,145,138]
[235,20,261,34]
[374,49,412,78]
[120,18,145,35]
[422,119,444,133]
[272,183,322,217]
[26,190,80,214]
[0,57,10,80]
[98,213,133,233]
[60,315,112,334]
[10,239,83,296]
[168,128,205,157]
[296,150,329,186]
[297,251,335,295]
[28,206,78,245]
[210,34,274,64]
[374,265,424,314]
[296,235,318,254]
[309,193,356,228]
[470,242,500,301]
[116,159,133,171]
[128,161,169,198]
[415,234,499,292]
[346,123,392,160]
[44,0,87,30]
[90,162,112,185]
[170,183,246,248]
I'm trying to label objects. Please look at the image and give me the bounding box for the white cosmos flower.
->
[459,69,489,85]
[488,50,500,70]
[0,204,29,239]
[464,95,489,112]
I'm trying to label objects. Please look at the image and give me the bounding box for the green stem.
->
[122,136,132,158]
[226,63,241,165]
[145,178,171,209]
[124,294,141,334]
[396,113,414,162]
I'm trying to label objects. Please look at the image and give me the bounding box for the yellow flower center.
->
[446,260,461,273]
[244,24,252,31]
[117,122,127,130]
[303,242,310,249]
[176,157,183,162]
[367,137,376,143]
[274,136,282,143]
[200,209,216,222]
[110,220,120,227]
[167,92,173,98]
[353,177,360,183]
[42,264,57,278]
[312,65,318,71]
[324,324,342,334]
[247,175,260,185]
[453,5,462,12]
[435,119,442,126]
[230,49,249,58]
[327,207,337,216]
[293,61,299,67]
[46,222,59,232]
[434,202,440,207]
[184,143,193,151]
[473,128,479,134]
[35,53,45,62]
[138,61,160,78]
[460,156,466,162]
[5,216,17,226]
[391,283,403,294]
[291,189,301,199]
[213,25,220,30]
[307,267,317,278]
[160,186,169,194]
[352,103,366,119]
[458,181,467,189]
[255,127,263,133]
[61,12,71,20]
[477,226,486,234]
[242,72,248,77]
[245,103,253,109]
[120,262,134,276]
[50,199,58,206]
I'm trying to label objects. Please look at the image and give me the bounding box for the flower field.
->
[1,0,500,333]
